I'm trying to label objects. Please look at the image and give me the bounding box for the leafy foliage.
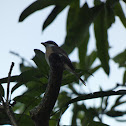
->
[0,84,4,100]
[0,0,126,125]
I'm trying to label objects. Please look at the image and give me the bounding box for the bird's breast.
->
[45,47,53,65]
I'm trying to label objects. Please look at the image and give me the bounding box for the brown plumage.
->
[41,41,86,85]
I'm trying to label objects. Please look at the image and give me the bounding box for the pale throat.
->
[45,46,53,65]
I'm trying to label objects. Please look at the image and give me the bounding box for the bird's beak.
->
[41,42,45,46]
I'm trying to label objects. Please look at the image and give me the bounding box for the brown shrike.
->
[41,41,86,85]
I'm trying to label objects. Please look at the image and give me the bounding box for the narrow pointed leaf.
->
[19,1,42,22]
[106,4,115,28]
[113,49,126,67]
[86,50,97,68]
[19,0,72,22]
[94,5,110,75]
[106,110,125,117]
[0,84,4,99]
[116,119,126,122]
[11,82,23,94]
[123,0,126,3]
[123,70,126,85]
[88,121,109,126]
[78,31,90,69]
[0,110,10,125]
[62,3,104,54]
[114,2,126,28]
[43,5,66,30]
[18,68,42,83]
[15,114,34,126]
[32,49,49,75]
[11,68,42,93]
[111,95,125,109]
[0,76,18,84]
[84,65,101,80]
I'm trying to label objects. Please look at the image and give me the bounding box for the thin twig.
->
[4,62,18,126]
[10,51,33,66]
[66,90,126,106]
[6,62,14,103]
[52,89,126,118]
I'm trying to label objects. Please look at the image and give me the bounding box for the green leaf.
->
[116,119,126,122]
[111,95,125,109]
[86,51,97,68]
[50,106,68,126]
[113,49,126,67]
[123,70,126,85]
[106,110,125,117]
[15,114,34,126]
[0,109,10,125]
[104,96,109,110]
[71,103,79,125]
[58,91,71,108]
[19,0,72,22]
[79,49,100,80]
[43,5,66,30]
[12,102,24,112]
[68,84,80,95]
[62,3,104,54]
[114,2,126,28]
[33,49,49,76]
[0,76,18,84]
[19,1,40,22]
[0,84,4,99]
[78,31,90,70]
[84,65,101,80]
[94,4,110,75]
[11,68,42,94]
[61,0,80,54]
[10,50,49,95]
[62,71,78,85]
[18,68,42,83]
[87,121,109,126]
[11,82,24,94]
[24,81,46,97]
[20,63,33,73]
[49,112,60,126]
[123,0,126,3]
[90,65,101,74]
[106,3,115,28]
[14,94,41,113]
[67,0,80,31]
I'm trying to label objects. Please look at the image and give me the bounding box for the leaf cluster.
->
[0,0,126,125]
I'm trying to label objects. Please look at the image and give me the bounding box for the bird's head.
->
[41,41,58,47]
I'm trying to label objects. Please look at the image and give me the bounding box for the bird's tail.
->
[73,71,86,86]
[79,77,86,86]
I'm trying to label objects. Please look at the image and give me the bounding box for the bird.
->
[41,41,86,85]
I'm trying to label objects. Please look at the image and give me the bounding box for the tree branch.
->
[66,90,126,106]
[30,53,64,126]
[0,62,18,126]
[6,62,14,102]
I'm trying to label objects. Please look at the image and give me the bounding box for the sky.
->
[0,0,126,125]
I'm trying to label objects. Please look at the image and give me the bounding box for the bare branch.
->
[6,62,14,102]
[30,53,64,126]
[4,105,18,126]
[66,90,126,106]
[2,62,18,126]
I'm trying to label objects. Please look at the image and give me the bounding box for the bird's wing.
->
[52,46,68,58]
[59,54,75,71]
[52,46,75,71]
